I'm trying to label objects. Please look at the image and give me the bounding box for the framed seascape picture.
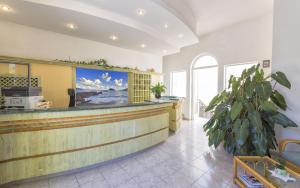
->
[76,67,128,106]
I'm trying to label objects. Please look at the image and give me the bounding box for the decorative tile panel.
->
[0,75,40,107]
[0,75,39,88]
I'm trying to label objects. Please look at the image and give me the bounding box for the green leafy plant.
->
[275,159,286,170]
[55,59,153,72]
[204,65,297,156]
[151,82,166,99]
[56,59,109,67]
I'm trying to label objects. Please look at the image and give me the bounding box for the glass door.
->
[191,56,218,119]
[193,67,218,119]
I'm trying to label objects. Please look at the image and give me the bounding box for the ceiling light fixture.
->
[164,24,169,29]
[163,50,168,54]
[140,44,146,48]
[110,35,118,41]
[66,23,77,30]
[136,8,146,16]
[177,33,184,38]
[1,4,12,12]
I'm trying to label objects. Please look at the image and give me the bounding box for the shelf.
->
[128,72,151,103]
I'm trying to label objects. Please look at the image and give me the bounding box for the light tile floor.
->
[6,119,238,188]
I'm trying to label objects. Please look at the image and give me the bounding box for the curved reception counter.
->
[0,102,172,185]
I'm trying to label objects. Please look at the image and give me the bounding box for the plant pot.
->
[155,93,161,99]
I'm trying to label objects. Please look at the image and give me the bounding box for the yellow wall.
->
[31,64,73,108]
[1,62,161,108]
[0,63,28,76]
[0,63,73,108]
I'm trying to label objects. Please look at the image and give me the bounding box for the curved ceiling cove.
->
[0,0,199,55]
[158,0,273,37]
[0,0,273,56]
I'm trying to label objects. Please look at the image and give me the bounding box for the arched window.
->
[191,55,218,119]
[193,56,218,68]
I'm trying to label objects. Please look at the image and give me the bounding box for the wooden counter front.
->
[168,99,184,132]
[0,103,171,185]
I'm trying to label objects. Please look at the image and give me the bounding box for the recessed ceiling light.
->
[140,44,146,48]
[66,23,77,30]
[164,24,169,29]
[177,34,184,38]
[136,8,146,16]
[163,50,168,53]
[110,35,118,41]
[1,5,12,12]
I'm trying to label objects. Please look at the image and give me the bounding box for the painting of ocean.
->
[76,67,128,106]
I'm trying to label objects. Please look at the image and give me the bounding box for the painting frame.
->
[75,67,128,106]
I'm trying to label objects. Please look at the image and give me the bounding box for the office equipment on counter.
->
[68,88,76,107]
[2,87,41,97]
[2,87,44,109]
[4,96,44,109]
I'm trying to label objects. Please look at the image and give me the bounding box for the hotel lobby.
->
[0,0,299,188]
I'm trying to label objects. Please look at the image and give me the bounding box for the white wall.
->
[0,21,162,72]
[273,0,300,141]
[163,13,273,119]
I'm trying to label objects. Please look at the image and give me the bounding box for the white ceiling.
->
[161,0,274,36]
[0,0,199,56]
[0,0,273,56]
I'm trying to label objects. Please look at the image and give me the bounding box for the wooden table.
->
[233,156,300,188]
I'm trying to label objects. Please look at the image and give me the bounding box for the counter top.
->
[0,101,173,115]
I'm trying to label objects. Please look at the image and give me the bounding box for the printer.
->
[1,87,43,109]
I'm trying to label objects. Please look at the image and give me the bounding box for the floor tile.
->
[225,181,240,188]
[177,165,206,182]
[188,155,217,172]
[101,167,132,187]
[191,173,229,188]
[133,169,168,188]
[75,168,105,185]
[80,178,111,188]
[114,178,139,188]
[49,175,79,188]
[98,163,122,174]
[120,158,147,178]
[17,180,49,188]
[149,161,177,178]
[162,170,194,188]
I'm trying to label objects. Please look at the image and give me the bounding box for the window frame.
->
[170,70,187,97]
[224,61,259,89]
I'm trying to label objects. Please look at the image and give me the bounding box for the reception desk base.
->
[168,99,184,132]
[0,103,171,185]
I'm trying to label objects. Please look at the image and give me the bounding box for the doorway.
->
[191,56,218,119]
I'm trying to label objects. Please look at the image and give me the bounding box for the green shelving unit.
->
[128,72,151,103]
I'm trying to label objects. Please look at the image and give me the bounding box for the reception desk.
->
[167,98,184,132]
[148,97,184,132]
[0,102,172,185]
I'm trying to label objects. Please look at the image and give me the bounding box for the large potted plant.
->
[151,82,166,99]
[204,65,297,156]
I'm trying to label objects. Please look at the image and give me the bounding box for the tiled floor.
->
[7,119,238,188]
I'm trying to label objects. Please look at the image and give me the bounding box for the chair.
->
[273,139,300,173]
